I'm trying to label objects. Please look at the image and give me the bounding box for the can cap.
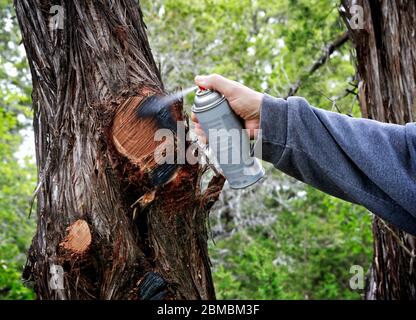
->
[192,89,225,113]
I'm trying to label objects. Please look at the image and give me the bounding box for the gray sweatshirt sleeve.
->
[258,94,416,235]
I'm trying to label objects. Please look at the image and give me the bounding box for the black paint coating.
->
[136,95,182,186]
[136,95,179,132]
[139,271,167,300]
[149,163,179,187]
[149,290,168,300]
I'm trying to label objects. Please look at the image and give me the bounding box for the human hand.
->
[191,74,263,143]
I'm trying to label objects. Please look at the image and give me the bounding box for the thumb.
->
[194,74,234,96]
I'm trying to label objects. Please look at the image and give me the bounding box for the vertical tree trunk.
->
[16,0,223,300]
[341,0,416,299]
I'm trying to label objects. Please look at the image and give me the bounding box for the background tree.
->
[341,0,416,299]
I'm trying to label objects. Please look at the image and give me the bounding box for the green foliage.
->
[211,234,293,299]
[142,0,372,299]
[0,109,36,301]
[0,2,36,300]
[210,185,372,300]
[143,0,359,113]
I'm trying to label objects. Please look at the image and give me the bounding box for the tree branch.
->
[286,31,349,98]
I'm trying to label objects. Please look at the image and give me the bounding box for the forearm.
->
[257,94,416,235]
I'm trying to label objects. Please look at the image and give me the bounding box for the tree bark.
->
[16,0,224,300]
[341,0,416,299]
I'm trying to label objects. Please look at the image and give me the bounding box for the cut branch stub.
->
[112,94,184,187]
[131,190,156,209]
[60,219,92,255]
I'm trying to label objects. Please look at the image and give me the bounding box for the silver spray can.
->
[192,88,264,189]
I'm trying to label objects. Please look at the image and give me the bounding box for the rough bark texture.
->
[16,0,224,299]
[341,0,416,299]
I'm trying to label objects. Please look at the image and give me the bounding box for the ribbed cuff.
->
[253,94,288,165]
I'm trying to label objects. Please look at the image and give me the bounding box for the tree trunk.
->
[341,0,416,299]
[15,0,224,300]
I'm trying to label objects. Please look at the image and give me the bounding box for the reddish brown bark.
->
[16,0,223,300]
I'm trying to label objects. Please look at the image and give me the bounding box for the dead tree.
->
[341,0,416,299]
[16,0,224,299]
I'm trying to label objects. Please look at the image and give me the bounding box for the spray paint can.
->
[192,88,264,189]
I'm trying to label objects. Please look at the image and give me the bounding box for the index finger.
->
[195,74,237,98]
[191,112,199,123]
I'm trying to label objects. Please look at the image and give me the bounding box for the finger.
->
[194,123,203,131]
[244,128,259,140]
[194,74,236,97]
[244,119,260,139]
[194,125,205,136]
[193,124,207,139]
[191,112,199,123]
[194,128,208,144]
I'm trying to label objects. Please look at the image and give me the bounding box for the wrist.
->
[247,92,263,120]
